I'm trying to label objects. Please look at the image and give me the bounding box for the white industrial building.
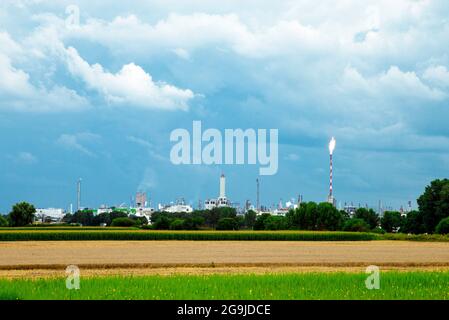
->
[35,208,65,223]
[159,199,193,213]
[132,207,155,222]
[204,174,231,210]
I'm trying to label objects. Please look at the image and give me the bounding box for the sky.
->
[1,0,449,212]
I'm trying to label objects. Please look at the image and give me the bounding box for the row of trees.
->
[1,179,448,234]
[148,179,449,234]
[0,204,148,228]
[62,210,148,227]
[148,204,375,232]
[150,207,244,230]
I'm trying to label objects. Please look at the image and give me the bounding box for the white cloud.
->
[59,13,328,58]
[172,48,190,60]
[341,65,446,100]
[0,53,90,112]
[39,0,444,63]
[0,32,23,57]
[423,65,449,88]
[0,31,89,112]
[0,53,34,96]
[64,46,195,111]
[16,152,37,164]
[56,132,101,157]
[2,24,195,112]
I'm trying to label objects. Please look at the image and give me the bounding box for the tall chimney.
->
[327,137,336,205]
[329,152,333,199]
[256,178,260,211]
[219,174,226,198]
[77,178,82,211]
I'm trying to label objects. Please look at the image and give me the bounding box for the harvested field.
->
[3,266,449,280]
[1,240,449,278]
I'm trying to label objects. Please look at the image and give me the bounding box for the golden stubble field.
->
[1,240,449,278]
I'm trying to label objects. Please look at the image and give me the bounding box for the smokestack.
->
[328,137,336,205]
[256,178,260,211]
[77,178,82,211]
[220,174,226,198]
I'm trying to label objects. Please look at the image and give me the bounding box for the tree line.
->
[1,179,449,234]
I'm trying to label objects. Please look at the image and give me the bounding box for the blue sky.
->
[1,0,449,212]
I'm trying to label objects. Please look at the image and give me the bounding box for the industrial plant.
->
[33,137,413,224]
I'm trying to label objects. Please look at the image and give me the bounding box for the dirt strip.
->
[0,240,448,278]
[2,266,449,279]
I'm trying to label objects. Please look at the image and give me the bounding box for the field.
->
[0,272,448,300]
[1,240,449,275]
[0,229,379,241]
[1,235,448,300]
[0,229,448,242]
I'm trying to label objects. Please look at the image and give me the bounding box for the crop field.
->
[0,272,448,300]
[1,240,449,271]
[1,239,448,300]
[0,230,379,241]
[0,229,448,242]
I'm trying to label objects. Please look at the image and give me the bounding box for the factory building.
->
[135,192,147,208]
[205,174,231,210]
[159,198,193,213]
[35,208,65,223]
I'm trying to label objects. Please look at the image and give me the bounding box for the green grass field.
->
[0,230,379,241]
[0,229,448,241]
[0,272,448,300]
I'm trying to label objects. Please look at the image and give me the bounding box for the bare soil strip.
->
[1,240,448,278]
[2,266,449,279]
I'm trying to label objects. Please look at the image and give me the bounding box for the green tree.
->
[185,216,205,230]
[93,212,112,226]
[0,215,8,227]
[417,179,449,233]
[110,211,128,221]
[200,207,237,228]
[343,218,370,232]
[401,210,424,234]
[435,217,449,234]
[264,215,288,230]
[169,219,186,230]
[217,207,237,219]
[236,215,245,229]
[111,217,136,227]
[152,213,172,230]
[216,217,239,230]
[316,202,344,231]
[69,210,95,226]
[354,208,379,230]
[286,208,300,229]
[244,210,257,229]
[8,202,36,227]
[202,209,221,228]
[304,202,318,230]
[129,215,148,226]
[253,213,271,230]
[381,211,403,233]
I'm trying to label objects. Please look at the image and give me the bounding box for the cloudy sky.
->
[1,0,449,212]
